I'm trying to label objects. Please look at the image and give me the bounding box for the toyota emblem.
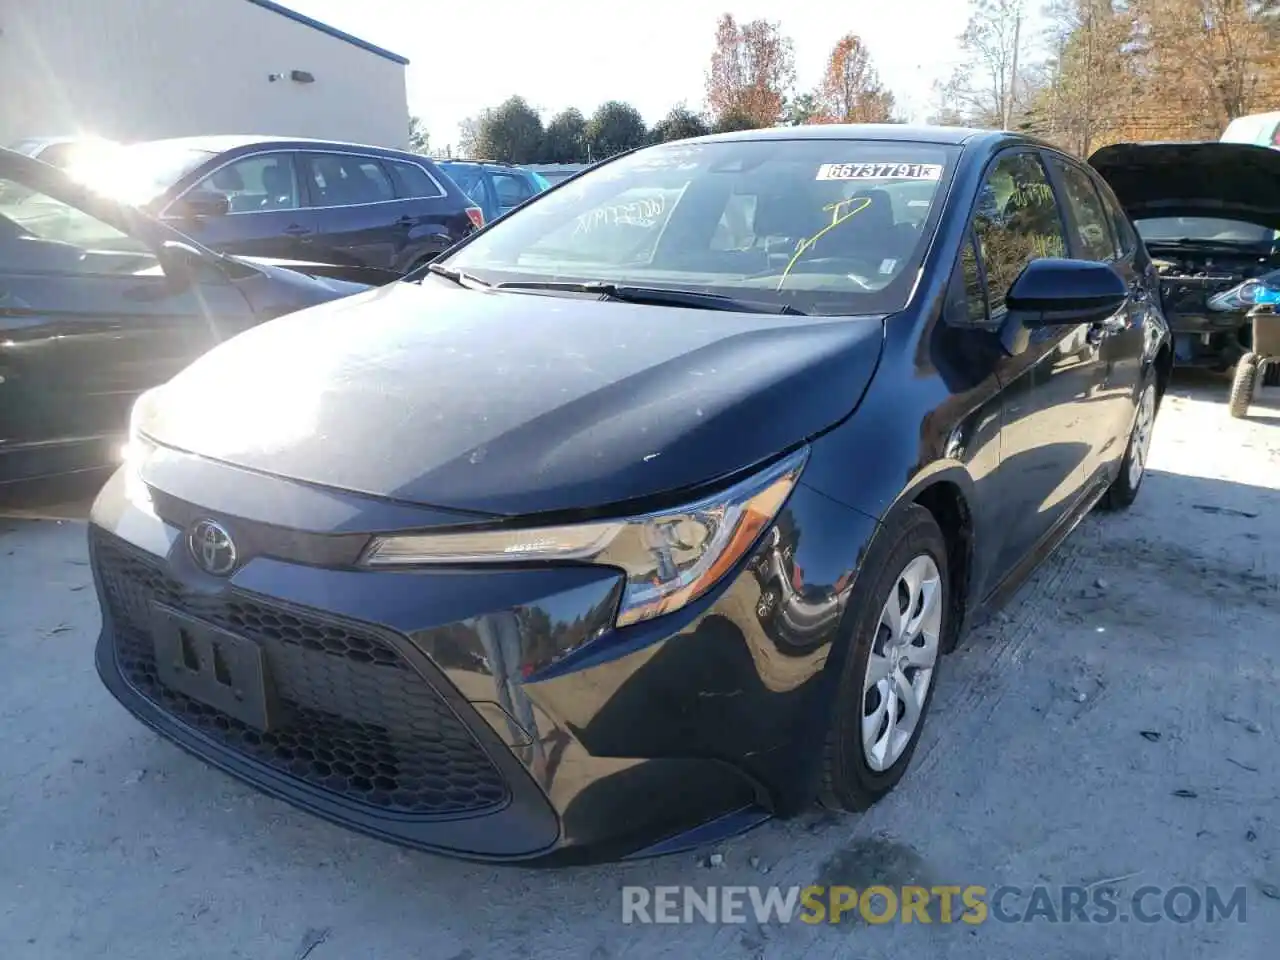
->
[188,519,238,576]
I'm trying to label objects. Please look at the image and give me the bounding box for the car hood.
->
[232,255,400,288]
[1089,141,1280,230]
[137,281,885,517]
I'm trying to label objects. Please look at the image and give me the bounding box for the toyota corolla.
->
[90,125,1171,863]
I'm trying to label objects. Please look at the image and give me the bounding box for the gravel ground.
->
[2,375,1279,959]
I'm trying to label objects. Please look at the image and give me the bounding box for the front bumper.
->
[90,454,878,862]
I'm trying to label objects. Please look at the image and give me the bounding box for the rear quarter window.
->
[388,159,443,199]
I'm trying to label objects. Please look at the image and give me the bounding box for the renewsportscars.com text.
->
[621,884,1249,925]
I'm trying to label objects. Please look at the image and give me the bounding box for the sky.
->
[279,0,1001,151]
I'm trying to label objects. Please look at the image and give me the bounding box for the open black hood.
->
[1089,141,1280,230]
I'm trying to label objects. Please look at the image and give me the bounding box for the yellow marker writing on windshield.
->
[776,197,873,291]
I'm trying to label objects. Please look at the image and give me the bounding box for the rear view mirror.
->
[1005,258,1127,327]
[172,190,230,219]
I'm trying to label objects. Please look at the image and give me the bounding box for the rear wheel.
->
[821,505,948,811]
[1229,353,1258,419]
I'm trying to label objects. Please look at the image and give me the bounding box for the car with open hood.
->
[0,146,387,489]
[89,125,1169,864]
[1090,140,1280,383]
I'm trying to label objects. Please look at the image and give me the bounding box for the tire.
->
[820,504,949,811]
[1100,377,1158,511]
[1228,353,1258,419]
[1263,360,1280,389]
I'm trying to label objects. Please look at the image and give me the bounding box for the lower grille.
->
[93,531,508,817]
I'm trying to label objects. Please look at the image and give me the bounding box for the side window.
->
[492,172,534,209]
[302,153,394,207]
[945,230,988,327]
[1092,175,1138,257]
[386,160,442,199]
[1048,157,1117,261]
[192,154,300,213]
[971,151,1068,319]
[0,177,154,274]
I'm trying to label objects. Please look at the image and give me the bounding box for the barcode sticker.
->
[816,162,943,181]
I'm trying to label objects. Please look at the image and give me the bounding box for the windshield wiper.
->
[492,280,808,315]
[420,262,492,287]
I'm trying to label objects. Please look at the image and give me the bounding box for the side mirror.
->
[172,190,230,219]
[157,239,218,286]
[1005,257,1128,327]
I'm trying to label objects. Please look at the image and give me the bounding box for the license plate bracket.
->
[151,604,279,731]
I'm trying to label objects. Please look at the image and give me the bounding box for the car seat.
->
[259,164,294,210]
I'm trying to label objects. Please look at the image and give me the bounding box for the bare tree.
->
[705,14,796,128]
[942,0,1033,128]
[1030,0,1132,153]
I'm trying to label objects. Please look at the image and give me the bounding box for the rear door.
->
[162,152,319,260]
[383,157,465,270]
[1043,153,1143,484]
[0,160,255,483]
[298,151,403,269]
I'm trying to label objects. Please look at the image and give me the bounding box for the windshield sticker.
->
[879,258,898,275]
[573,196,666,235]
[816,162,943,182]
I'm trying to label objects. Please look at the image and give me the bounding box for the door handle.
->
[395,215,415,227]
[282,223,312,236]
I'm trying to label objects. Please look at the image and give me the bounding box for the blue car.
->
[438,160,551,223]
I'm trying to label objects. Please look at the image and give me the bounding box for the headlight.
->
[361,448,808,627]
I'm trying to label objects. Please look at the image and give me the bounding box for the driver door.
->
[974,149,1113,586]
[0,158,255,484]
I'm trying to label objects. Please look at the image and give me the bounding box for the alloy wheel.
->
[861,554,942,772]
[1128,384,1157,488]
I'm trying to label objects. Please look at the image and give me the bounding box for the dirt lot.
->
[2,375,1278,959]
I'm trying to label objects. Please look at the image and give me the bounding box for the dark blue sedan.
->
[66,136,483,273]
[90,125,1171,864]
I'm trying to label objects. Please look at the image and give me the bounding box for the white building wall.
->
[0,0,408,148]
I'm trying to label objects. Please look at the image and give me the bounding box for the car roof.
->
[685,123,998,146]
[439,160,517,170]
[124,134,429,157]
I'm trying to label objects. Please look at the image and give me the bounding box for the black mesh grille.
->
[93,531,508,816]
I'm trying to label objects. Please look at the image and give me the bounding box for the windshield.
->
[1135,216,1279,245]
[442,139,958,316]
[440,164,485,204]
[64,141,216,207]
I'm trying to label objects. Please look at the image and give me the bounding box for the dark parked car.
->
[7,136,111,168]
[0,147,383,488]
[437,160,551,223]
[1090,140,1280,385]
[90,125,1171,864]
[64,136,483,273]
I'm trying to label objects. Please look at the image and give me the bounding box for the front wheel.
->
[1100,379,1157,511]
[820,505,948,811]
